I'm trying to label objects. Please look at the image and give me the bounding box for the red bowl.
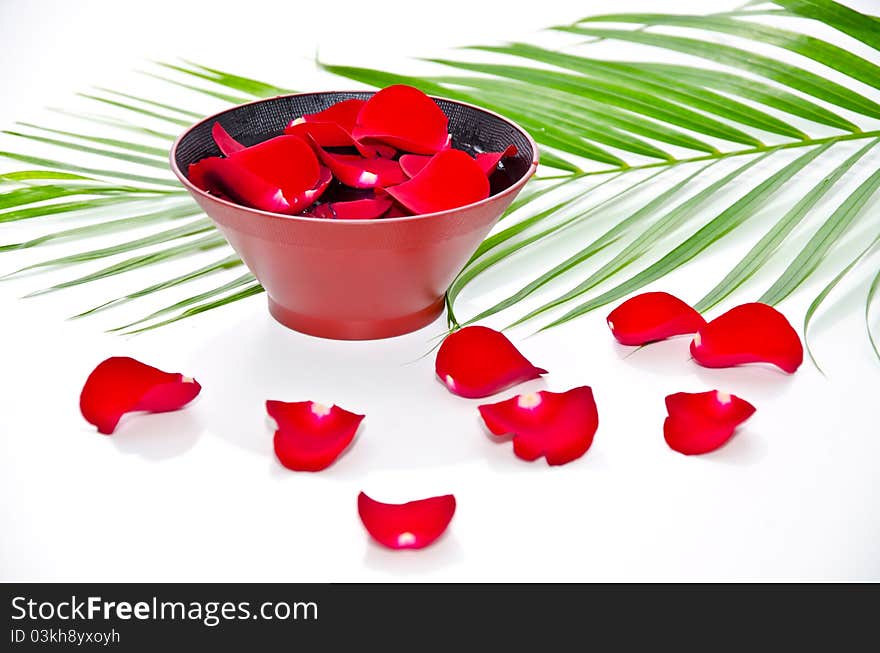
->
[170,91,538,340]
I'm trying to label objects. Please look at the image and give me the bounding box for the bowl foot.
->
[267,297,446,340]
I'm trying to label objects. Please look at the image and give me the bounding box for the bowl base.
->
[268,297,446,340]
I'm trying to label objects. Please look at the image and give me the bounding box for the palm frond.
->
[1,0,879,367]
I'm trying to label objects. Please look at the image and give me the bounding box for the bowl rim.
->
[169,90,540,226]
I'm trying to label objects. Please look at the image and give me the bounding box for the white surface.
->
[1,0,879,581]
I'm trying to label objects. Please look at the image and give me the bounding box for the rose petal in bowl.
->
[606,292,706,346]
[663,390,756,455]
[476,145,518,175]
[312,145,407,189]
[357,492,456,550]
[284,98,397,156]
[284,120,354,148]
[80,357,201,434]
[691,302,804,373]
[399,153,432,178]
[267,400,364,471]
[352,84,449,154]
[211,122,245,155]
[478,386,599,465]
[229,134,321,201]
[436,326,546,398]
[387,149,489,214]
[302,98,365,131]
[189,135,325,214]
[312,196,393,220]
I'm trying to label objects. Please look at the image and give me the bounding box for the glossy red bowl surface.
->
[170,91,538,340]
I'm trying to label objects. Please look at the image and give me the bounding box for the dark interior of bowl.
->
[174,91,535,201]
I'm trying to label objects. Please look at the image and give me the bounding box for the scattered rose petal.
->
[387,149,489,214]
[312,144,407,189]
[436,326,546,398]
[478,386,599,465]
[79,357,201,435]
[211,122,245,156]
[606,291,706,346]
[352,84,449,154]
[357,492,455,550]
[475,145,518,175]
[267,400,364,471]
[399,153,432,178]
[664,390,756,455]
[312,196,393,220]
[691,303,803,373]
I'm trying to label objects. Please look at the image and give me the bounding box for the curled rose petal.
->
[399,154,432,178]
[301,98,365,132]
[664,390,756,455]
[312,196,393,220]
[357,492,455,550]
[267,400,364,471]
[384,202,412,218]
[352,84,449,154]
[80,357,201,435]
[475,145,518,176]
[386,149,489,214]
[301,166,333,205]
[312,144,407,189]
[188,156,294,214]
[228,134,321,200]
[436,326,546,398]
[284,120,354,149]
[478,386,599,466]
[691,303,803,373]
[189,135,324,214]
[606,292,706,346]
[211,122,245,156]
[284,98,396,156]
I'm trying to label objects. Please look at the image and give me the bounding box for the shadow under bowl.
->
[170,91,538,340]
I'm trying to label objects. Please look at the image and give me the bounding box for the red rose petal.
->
[691,303,804,373]
[211,122,245,156]
[352,84,449,155]
[267,400,364,471]
[606,292,706,346]
[284,119,354,148]
[80,357,201,435]
[312,145,407,189]
[189,135,325,214]
[229,134,321,200]
[303,98,365,132]
[383,202,412,218]
[475,145,518,176]
[312,196,393,220]
[357,492,455,550]
[189,156,296,214]
[478,386,599,466]
[285,100,396,158]
[283,99,364,147]
[663,390,756,455]
[399,154,431,178]
[386,149,489,214]
[301,166,333,205]
[435,326,546,398]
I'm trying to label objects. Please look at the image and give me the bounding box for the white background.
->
[1,0,879,581]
